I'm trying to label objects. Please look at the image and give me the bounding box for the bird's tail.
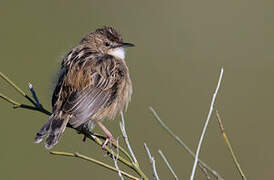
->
[34,113,70,149]
[34,115,53,144]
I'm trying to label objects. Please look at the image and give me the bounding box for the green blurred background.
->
[0,0,273,179]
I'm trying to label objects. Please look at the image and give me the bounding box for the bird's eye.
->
[104,42,110,47]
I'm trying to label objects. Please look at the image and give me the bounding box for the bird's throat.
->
[108,47,125,59]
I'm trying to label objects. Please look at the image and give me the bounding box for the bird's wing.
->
[60,55,120,127]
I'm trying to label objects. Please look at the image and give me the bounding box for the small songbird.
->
[34,26,134,149]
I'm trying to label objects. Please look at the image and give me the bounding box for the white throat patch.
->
[108,48,125,59]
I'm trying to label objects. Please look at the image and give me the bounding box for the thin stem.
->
[0,72,26,97]
[93,132,135,163]
[158,150,178,180]
[216,110,247,180]
[120,112,149,179]
[112,141,136,164]
[144,143,160,180]
[0,93,20,106]
[0,93,51,115]
[0,71,37,106]
[190,68,224,180]
[28,83,42,108]
[111,139,125,180]
[89,134,148,180]
[198,163,211,180]
[50,151,139,180]
[120,112,138,165]
[0,72,51,115]
[90,134,134,168]
[149,107,223,179]
[15,103,52,116]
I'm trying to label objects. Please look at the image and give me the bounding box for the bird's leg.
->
[96,121,116,149]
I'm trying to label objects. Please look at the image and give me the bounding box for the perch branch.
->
[0,72,51,115]
[94,132,137,165]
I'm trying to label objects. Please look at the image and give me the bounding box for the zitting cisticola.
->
[34,26,134,149]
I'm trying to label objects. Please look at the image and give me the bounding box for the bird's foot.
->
[95,121,117,149]
[102,135,117,149]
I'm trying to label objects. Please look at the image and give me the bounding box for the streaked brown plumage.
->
[34,26,134,149]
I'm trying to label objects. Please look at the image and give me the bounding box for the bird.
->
[34,26,134,149]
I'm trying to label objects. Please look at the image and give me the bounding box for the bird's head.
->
[81,26,134,59]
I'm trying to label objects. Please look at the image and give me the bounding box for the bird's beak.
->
[119,42,135,48]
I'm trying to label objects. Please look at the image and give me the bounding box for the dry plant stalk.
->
[158,150,178,180]
[144,143,160,180]
[149,107,223,180]
[50,151,137,180]
[216,110,247,180]
[190,68,224,180]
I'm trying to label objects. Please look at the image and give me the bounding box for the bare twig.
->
[0,93,20,106]
[89,133,149,179]
[50,151,138,180]
[144,143,160,180]
[90,129,148,179]
[190,68,224,180]
[0,72,26,97]
[216,110,247,180]
[0,71,37,106]
[28,83,42,108]
[119,112,148,179]
[0,92,51,115]
[198,163,211,180]
[0,72,51,115]
[149,107,223,179]
[158,150,178,180]
[120,112,138,164]
[93,132,135,164]
[111,139,124,180]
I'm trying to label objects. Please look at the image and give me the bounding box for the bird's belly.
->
[94,83,132,121]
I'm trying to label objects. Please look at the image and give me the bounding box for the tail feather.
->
[45,115,69,149]
[34,115,53,144]
[34,113,70,149]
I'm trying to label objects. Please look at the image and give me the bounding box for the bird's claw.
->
[102,136,117,149]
